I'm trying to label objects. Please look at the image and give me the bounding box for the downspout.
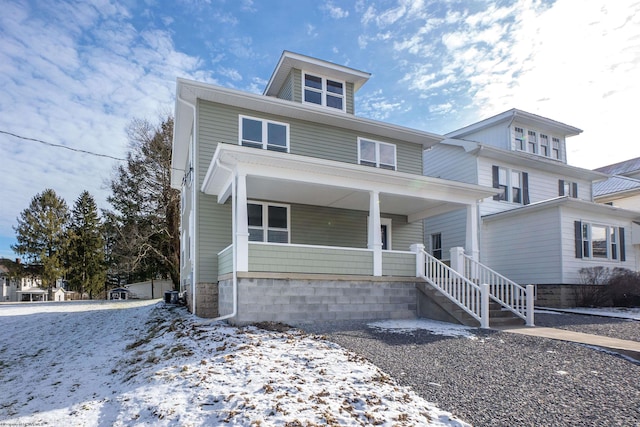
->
[196,159,238,325]
[176,91,198,316]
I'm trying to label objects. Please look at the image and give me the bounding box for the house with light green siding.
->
[171,51,528,326]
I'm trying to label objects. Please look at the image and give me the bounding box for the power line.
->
[1,129,186,173]
[0,129,127,161]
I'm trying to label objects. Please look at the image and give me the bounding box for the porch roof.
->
[482,196,640,222]
[202,144,497,222]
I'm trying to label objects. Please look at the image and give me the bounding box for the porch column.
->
[465,202,480,262]
[368,190,382,276]
[236,173,249,272]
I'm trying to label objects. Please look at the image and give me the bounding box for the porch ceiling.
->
[202,144,497,222]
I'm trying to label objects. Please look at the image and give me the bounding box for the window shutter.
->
[523,172,530,205]
[574,221,583,258]
[572,182,578,198]
[492,166,500,200]
[559,180,565,196]
[619,227,626,261]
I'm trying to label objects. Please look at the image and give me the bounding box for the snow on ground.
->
[0,300,470,427]
[537,306,640,320]
[368,319,477,339]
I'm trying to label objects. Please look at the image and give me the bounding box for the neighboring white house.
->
[423,109,640,307]
[593,157,640,211]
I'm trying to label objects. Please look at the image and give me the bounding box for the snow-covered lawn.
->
[0,300,469,426]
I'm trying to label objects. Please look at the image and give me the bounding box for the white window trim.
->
[513,125,563,161]
[247,200,291,244]
[357,137,397,170]
[302,71,346,112]
[496,166,525,205]
[239,115,290,152]
[581,223,619,261]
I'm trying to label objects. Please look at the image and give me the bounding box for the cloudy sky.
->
[1,0,639,259]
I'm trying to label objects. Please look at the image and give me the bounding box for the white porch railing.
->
[414,246,489,328]
[460,251,534,326]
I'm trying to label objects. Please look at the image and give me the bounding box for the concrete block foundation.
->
[217,273,420,325]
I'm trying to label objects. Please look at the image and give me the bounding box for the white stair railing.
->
[462,253,534,326]
[415,248,489,328]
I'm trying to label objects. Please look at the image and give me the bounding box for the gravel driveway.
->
[298,313,640,427]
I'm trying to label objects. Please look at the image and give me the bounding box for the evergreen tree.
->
[106,116,180,288]
[12,189,69,291]
[67,191,106,298]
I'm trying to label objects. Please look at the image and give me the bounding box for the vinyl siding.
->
[387,213,423,251]
[382,252,416,276]
[461,126,510,150]
[345,82,354,115]
[481,207,563,284]
[248,243,373,275]
[198,100,422,174]
[477,157,594,217]
[291,204,367,248]
[291,204,420,251]
[424,208,467,261]
[276,70,294,101]
[423,144,478,184]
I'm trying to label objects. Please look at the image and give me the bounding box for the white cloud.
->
[0,0,212,239]
[218,67,243,81]
[320,1,349,19]
[358,89,409,121]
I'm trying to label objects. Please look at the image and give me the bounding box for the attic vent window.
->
[304,73,345,111]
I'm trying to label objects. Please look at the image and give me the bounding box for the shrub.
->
[576,267,612,307]
[607,268,640,307]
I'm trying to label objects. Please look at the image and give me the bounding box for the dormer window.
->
[527,131,537,154]
[513,125,563,161]
[515,127,525,150]
[303,73,345,111]
[552,137,560,159]
[540,134,549,156]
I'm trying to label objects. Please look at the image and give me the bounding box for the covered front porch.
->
[203,143,496,280]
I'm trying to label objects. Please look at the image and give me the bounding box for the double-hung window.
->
[575,221,625,261]
[248,202,290,244]
[492,166,529,204]
[527,130,537,154]
[540,134,549,156]
[239,116,289,152]
[551,137,560,159]
[514,127,525,151]
[303,73,345,111]
[358,138,396,170]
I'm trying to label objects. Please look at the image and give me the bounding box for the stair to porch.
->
[416,282,525,328]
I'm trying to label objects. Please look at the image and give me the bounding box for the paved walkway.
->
[496,325,640,359]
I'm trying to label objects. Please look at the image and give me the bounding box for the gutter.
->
[176,90,199,316]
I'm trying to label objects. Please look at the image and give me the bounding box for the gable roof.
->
[264,51,371,97]
[483,196,640,222]
[593,175,640,198]
[446,108,582,139]
[594,157,640,176]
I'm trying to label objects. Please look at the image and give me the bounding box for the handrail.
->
[418,250,489,328]
[462,254,534,326]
